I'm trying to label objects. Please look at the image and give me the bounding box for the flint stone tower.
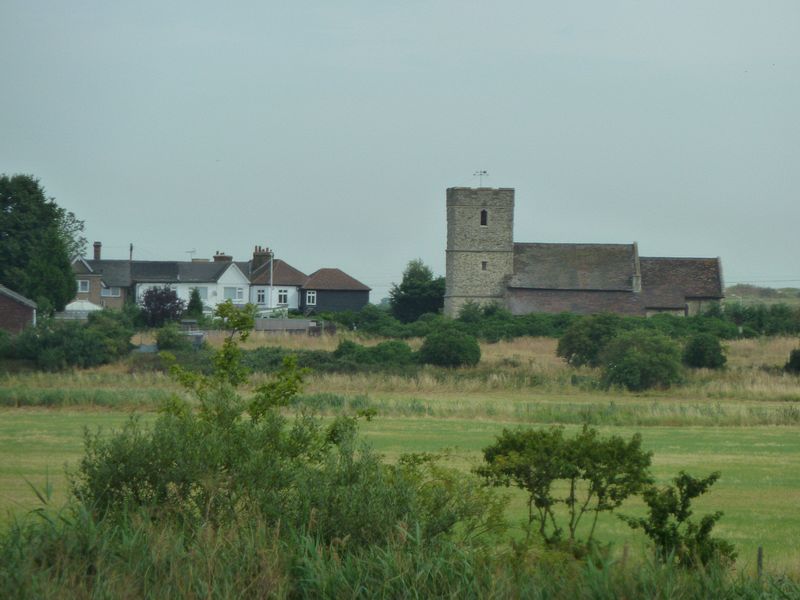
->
[444,187,515,317]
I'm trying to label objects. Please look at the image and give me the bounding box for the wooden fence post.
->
[757,546,763,580]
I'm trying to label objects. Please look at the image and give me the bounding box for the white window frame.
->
[101,286,121,297]
[278,289,288,305]
[195,286,208,300]
[78,280,90,293]
[256,289,266,304]
[306,290,317,306]
[224,287,244,301]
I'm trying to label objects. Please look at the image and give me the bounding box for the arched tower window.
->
[480,209,488,226]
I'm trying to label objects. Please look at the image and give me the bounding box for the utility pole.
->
[269,248,274,312]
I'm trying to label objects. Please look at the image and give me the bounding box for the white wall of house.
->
[249,285,301,310]
[135,264,252,311]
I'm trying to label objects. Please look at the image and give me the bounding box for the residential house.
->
[0,284,37,334]
[299,268,371,313]
[71,243,370,314]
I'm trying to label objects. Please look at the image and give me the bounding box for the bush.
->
[600,330,684,391]
[682,333,727,369]
[786,348,800,374]
[557,313,625,367]
[418,328,481,367]
[6,311,133,371]
[155,323,192,351]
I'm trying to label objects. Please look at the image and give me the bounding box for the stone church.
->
[443,187,724,318]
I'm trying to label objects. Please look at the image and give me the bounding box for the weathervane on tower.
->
[473,170,489,186]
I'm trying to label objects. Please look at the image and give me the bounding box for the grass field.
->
[1,335,799,574]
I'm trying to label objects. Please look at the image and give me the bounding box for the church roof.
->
[509,243,637,291]
[640,257,724,308]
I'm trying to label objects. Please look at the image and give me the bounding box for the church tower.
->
[444,187,515,317]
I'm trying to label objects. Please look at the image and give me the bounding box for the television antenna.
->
[185,249,196,260]
[473,170,489,186]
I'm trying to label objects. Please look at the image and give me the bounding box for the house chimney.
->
[213,251,233,262]
[252,245,272,271]
[93,241,102,260]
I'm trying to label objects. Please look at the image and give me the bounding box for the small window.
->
[306,290,317,306]
[480,209,488,226]
[278,289,288,305]
[101,286,121,297]
[78,280,90,293]
[256,289,266,304]
[195,287,208,300]
[481,261,488,271]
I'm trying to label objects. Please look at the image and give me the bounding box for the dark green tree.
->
[389,259,445,323]
[0,174,78,311]
[187,287,204,319]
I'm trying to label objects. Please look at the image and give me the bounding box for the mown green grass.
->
[2,406,798,573]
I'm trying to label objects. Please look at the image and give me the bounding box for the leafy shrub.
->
[557,313,625,367]
[478,425,652,547]
[622,471,736,567]
[155,323,192,351]
[786,348,800,374]
[418,328,481,367]
[682,333,726,369]
[600,330,684,391]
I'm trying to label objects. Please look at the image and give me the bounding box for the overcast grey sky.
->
[2,1,798,301]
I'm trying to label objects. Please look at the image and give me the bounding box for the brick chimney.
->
[93,241,102,260]
[213,250,233,262]
[252,245,272,271]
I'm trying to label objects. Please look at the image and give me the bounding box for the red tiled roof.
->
[640,257,724,308]
[302,268,370,291]
[251,259,308,286]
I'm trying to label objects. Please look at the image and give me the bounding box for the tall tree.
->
[0,174,77,312]
[389,259,445,323]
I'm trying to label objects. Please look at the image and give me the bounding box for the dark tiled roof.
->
[302,268,371,291]
[509,243,637,291]
[0,284,37,308]
[85,260,242,286]
[640,257,724,308]
[86,260,133,287]
[177,262,232,283]
[251,259,308,286]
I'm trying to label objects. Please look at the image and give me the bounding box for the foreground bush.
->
[418,328,481,367]
[682,333,727,369]
[600,330,684,391]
